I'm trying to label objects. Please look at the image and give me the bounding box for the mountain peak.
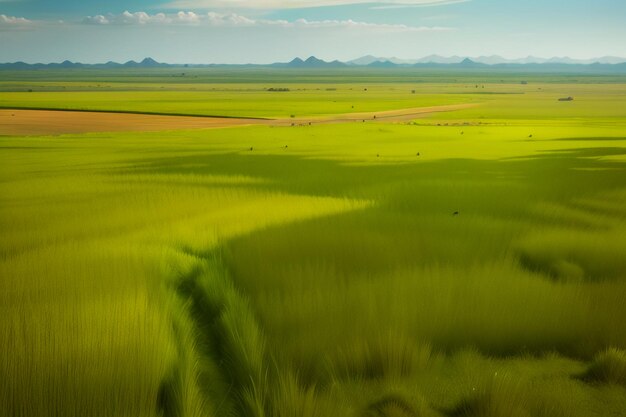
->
[368,60,398,68]
[349,55,379,64]
[140,57,159,66]
[281,56,346,68]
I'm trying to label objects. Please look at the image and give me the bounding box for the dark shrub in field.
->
[583,348,626,385]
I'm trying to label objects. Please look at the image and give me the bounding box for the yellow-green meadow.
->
[1,70,626,417]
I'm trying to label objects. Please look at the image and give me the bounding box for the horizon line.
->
[3,54,626,66]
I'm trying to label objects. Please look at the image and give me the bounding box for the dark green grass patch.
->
[583,348,626,385]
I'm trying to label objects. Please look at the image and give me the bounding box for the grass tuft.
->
[583,348,626,385]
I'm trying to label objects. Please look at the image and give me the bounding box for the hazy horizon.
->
[3,54,626,66]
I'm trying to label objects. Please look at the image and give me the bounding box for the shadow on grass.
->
[121,146,626,199]
[119,146,626,274]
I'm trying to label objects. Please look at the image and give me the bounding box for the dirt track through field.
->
[289,103,477,125]
[0,104,477,135]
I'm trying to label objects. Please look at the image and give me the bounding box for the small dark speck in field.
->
[453,211,460,216]
[416,152,420,156]
[461,131,464,135]
[377,154,380,157]
[249,147,254,151]
[529,134,533,138]
[284,145,288,149]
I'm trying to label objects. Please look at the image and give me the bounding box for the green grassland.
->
[1,69,626,417]
[1,68,625,119]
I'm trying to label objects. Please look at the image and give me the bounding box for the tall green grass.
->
[1,76,626,416]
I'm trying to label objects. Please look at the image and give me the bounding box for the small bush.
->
[583,348,626,385]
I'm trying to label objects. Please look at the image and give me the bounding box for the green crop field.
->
[1,69,626,417]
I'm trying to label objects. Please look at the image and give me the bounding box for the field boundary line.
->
[0,106,273,120]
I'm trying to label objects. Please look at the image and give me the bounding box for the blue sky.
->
[1,0,625,63]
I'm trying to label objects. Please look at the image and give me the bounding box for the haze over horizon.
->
[1,0,625,64]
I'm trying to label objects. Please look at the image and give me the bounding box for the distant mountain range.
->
[347,54,626,66]
[0,57,168,70]
[271,56,347,68]
[2,55,626,73]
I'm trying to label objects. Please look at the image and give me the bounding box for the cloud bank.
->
[81,11,453,32]
[83,11,202,25]
[0,14,31,25]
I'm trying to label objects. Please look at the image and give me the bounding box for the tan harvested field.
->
[0,104,477,135]
[0,109,266,135]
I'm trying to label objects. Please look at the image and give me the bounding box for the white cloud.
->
[161,0,467,9]
[83,11,202,25]
[176,11,203,23]
[83,11,183,25]
[119,11,168,24]
[79,10,452,32]
[83,15,110,25]
[0,14,31,25]
[82,11,247,26]
[206,11,255,25]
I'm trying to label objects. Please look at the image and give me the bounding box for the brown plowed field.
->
[0,104,477,135]
[0,110,265,136]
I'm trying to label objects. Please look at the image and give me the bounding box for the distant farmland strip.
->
[0,109,268,135]
[0,104,477,135]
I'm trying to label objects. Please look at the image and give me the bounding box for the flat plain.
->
[1,68,626,417]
